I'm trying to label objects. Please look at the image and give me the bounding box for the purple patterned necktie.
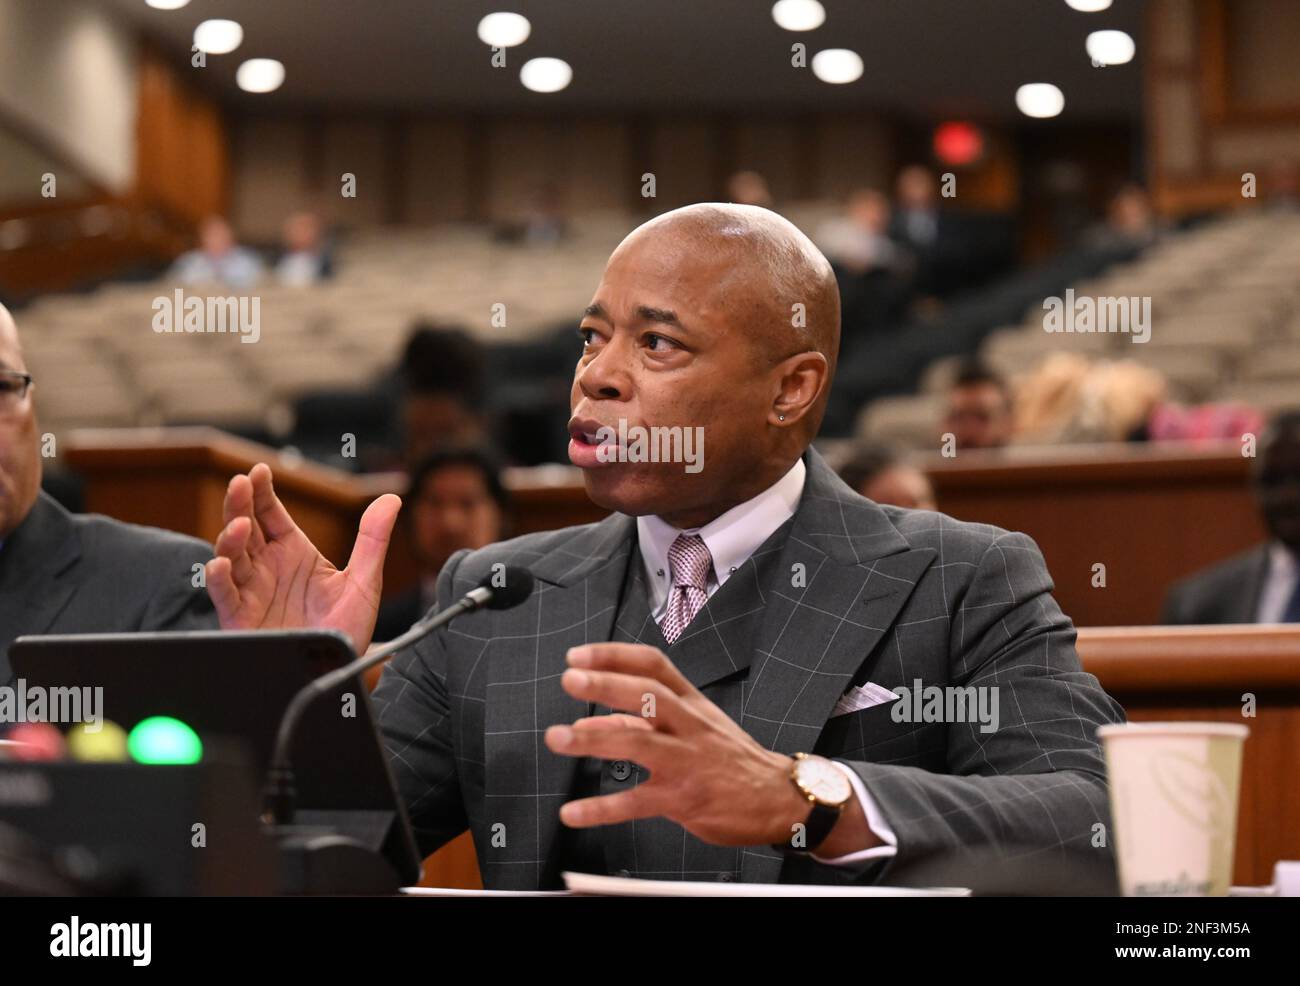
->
[662,534,712,644]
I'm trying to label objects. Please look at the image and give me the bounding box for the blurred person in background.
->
[1084,183,1162,253]
[275,211,333,286]
[0,304,214,683]
[1014,354,1166,445]
[373,448,509,642]
[838,445,936,511]
[399,322,492,464]
[888,164,977,299]
[941,359,1015,451]
[168,215,264,289]
[817,188,912,347]
[523,182,569,246]
[1163,410,1300,625]
[725,169,773,209]
[817,189,902,276]
[496,182,569,245]
[891,164,943,253]
[1145,401,1264,444]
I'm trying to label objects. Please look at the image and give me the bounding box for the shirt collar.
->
[1268,541,1300,578]
[637,458,806,614]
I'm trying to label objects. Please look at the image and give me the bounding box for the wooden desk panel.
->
[920,441,1265,627]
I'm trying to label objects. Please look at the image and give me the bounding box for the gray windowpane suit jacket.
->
[371,448,1125,891]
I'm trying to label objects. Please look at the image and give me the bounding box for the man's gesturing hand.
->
[204,462,402,653]
[544,643,872,854]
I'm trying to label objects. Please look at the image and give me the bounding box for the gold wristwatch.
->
[771,752,852,854]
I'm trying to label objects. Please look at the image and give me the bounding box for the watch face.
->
[796,756,852,805]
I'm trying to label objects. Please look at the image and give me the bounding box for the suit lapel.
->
[483,452,936,885]
[740,450,935,882]
[0,493,81,682]
[483,512,635,887]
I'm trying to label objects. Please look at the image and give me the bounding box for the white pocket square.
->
[831,682,899,717]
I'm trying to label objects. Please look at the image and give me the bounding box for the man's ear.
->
[769,351,829,428]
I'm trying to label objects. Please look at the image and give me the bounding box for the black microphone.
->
[263,565,535,825]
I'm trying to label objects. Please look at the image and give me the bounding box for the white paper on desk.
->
[563,872,970,897]
[401,887,572,897]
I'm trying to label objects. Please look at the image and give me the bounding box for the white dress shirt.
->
[1256,543,1300,623]
[636,458,898,866]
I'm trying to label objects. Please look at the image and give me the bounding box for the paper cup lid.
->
[1097,722,1249,740]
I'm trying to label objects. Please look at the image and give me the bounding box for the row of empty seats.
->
[858,211,1300,448]
[11,202,849,436]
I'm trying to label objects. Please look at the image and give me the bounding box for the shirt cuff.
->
[810,761,899,865]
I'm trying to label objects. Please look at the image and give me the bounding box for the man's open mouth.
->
[567,418,618,448]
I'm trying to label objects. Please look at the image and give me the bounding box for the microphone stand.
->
[262,586,492,894]
[263,586,490,826]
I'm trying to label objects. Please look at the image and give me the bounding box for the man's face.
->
[848,193,889,233]
[283,213,320,253]
[944,383,1012,450]
[568,231,778,524]
[1256,428,1300,553]
[897,168,935,211]
[410,464,503,574]
[0,310,41,539]
[199,219,234,256]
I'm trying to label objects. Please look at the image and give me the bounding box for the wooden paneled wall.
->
[1147,0,1300,215]
[135,44,230,226]
[227,112,902,239]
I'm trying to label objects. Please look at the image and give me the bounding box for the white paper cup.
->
[1097,722,1248,896]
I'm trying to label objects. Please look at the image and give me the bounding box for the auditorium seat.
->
[848,210,1300,448]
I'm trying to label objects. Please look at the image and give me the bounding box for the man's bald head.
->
[0,303,18,352]
[614,203,840,385]
[571,203,842,528]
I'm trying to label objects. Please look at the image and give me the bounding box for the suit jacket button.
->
[615,869,632,879]
[609,760,632,781]
[717,873,735,882]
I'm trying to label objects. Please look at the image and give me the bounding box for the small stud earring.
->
[777,413,786,421]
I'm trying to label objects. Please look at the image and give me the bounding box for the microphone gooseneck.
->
[263,566,535,826]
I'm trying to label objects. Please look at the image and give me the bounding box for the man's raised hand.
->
[204,462,402,653]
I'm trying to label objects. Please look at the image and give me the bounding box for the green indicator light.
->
[127,716,203,765]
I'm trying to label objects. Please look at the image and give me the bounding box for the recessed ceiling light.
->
[1064,0,1112,11]
[145,0,191,9]
[236,58,285,94]
[771,0,826,32]
[193,19,243,55]
[478,12,531,47]
[812,49,863,85]
[1086,29,1135,66]
[520,57,572,93]
[1016,83,1065,118]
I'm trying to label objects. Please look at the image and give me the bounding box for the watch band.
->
[800,800,843,853]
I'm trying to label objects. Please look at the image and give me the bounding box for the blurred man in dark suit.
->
[1163,411,1300,624]
[373,448,508,642]
[0,304,214,685]
[838,445,936,511]
[205,204,1123,891]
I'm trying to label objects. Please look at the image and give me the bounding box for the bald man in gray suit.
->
[205,205,1125,892]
